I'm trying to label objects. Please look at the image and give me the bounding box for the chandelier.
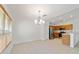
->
[34,10,47,24]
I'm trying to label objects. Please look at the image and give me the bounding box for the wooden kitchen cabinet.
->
[62,35,70,46]
[52,26,60,30]
[61,24,73,30]
[50,24,73,30]
[52,32,60,38]
[49,24,73,39]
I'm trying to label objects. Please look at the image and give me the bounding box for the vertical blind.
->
[0,5,12,53]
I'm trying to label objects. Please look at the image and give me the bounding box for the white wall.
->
[40,20,49,40]
[12,17,49,44]
[70,19,78,46]
[13,19,39,44]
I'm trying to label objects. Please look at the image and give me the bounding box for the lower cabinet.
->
[53,32,60,38]
[62,35,70,46]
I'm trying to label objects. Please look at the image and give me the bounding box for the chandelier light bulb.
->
[34,19,38,24]
[42,20,45,24]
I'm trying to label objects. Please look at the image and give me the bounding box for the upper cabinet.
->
[50,24,73,30]
[61,24,73,30]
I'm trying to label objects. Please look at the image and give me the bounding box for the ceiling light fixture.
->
[34,10,47,24]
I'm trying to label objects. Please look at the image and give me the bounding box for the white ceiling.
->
[4,4,79,21]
